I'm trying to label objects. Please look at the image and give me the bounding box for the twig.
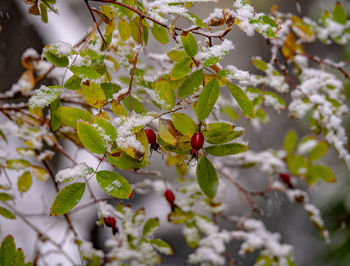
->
[2,201,77,265]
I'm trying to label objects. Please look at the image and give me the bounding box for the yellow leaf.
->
[81,81,106,108]
[32,166,49,182]
[158,119,183,146]
[291,16,316,42]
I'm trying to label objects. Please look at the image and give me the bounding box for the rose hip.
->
[191,132,204,150]
[164,189,176,210]
[279,173,293,188]
[145,128,160,152]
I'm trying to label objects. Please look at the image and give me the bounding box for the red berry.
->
[145,129,159,150]
[164,189,175,205]
[145,129,157,144]
[104,216,116,228]
[279,173,293,188]
[191,132,204,150]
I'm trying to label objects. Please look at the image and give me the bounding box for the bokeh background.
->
[1,0,350,265]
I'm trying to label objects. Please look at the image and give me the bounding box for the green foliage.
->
[17,171,32,193]
[194,78,220,121]
[152,23,169,44]
[177,69,203,98]
[56,106,92,128]
[7,0,350,264]
[196,156,218,199]
[96,170,133,199]
[181,32,198,57]
[205,143,247,156]
[227,83,255,118]
[143,217,160,237]
[0,206,16,219]
[77,122,107,154]
[170,57,193,80]
[50,183,86,216]
[284,130,298,153]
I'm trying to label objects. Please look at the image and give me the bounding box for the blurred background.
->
[1,0,350,265]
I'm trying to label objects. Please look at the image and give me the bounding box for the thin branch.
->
[127,14,143,111]
[84,0,109,48]
[2,201,77,265]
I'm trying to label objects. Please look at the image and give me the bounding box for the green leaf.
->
[0,235,16,266]
[17,171,32,193]
[56,106,92,128]
[101,82,121,100]
[204,122,243,144]
[77,122,106,154]
[205,143,247,156]
[167,50,188,62]
[284,130,298,153]
[50,182,86,216]
[107,152,149,170]
[50,98,61,131]
[309,141,329,161]
[29,85,62,108]
[181,32,198,57]
[7,159,31,170]
[93,117,117,144]
[143,217,159,237]
[196,156,218,199]
[64,75,82,90]
[151,239,174,255]
[13,248,26,266]
[168,208,195,224]
[184,222,200,248]
[96,170,133,199]
[154,80,176,111]
[151,23,169,44]
[169,57,193,81]
[252,58,268,72]
[0,193,13,202]
[227,83,255,118]
[263,91,285,110]
[184,12,208,28]
[172,113,197,135]
[39,2,48,23]
[308,165,335,183]
[194,78,220,121]
[221,105,239,120]
[123,95,146,114]
[0,206,16,220]
[287,154,308,176]
[118,19,131,41]
[6,159,30,170]
[333,2,347,25]
[44,50,69,68]
[70,65,101,79]
[177,69,203,98]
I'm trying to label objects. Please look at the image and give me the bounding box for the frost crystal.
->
[55,163,93,182]
[232,219,294,259]
[196,39,234,64]
[29,85,62,108]
[114,113,154,153]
